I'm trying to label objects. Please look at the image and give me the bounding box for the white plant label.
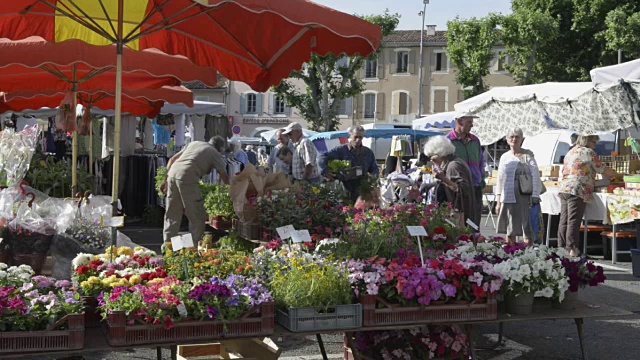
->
[181,233,195,248]
[406,226,428,237]
[445,219,457,227]
[466,218,479,231]
[291,229,312,243]
[171,234,195,251]
[177,303,188,317]
[276,225,295,239]
[100,216,125,228]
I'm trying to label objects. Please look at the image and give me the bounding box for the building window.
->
[246,93,257,114]
[433,90,447,113]
[398,93,408,115]
[334,99,346,115]
[396,51,409,73]
[274,96,286,114]
[457,89,465,103]
[364,93,376,119]
[365,59,377,78]
[434,52,448,72]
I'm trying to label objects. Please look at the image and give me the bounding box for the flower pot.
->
[82,296,102,328]
[11,253,47,274]
[553,290,580,310]
[505,292,534,315]
[211,216,232,230]
[533,297,553,311]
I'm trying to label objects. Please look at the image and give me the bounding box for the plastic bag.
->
[0,126,40,186]
[79,106,91,136]
[33,197,76,234]
[55,92,77,132]
[7,202,55,255]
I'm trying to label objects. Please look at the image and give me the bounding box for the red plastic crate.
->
[0,313,85,353]
[106,302,274,346]
[361,292,497,327]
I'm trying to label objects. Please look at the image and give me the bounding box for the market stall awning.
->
[260,128,318,143]
[309,129,441,141]
[412,112,459,129]
[591,59,640,86]
[159,101,225,116]
[453,81,640,145]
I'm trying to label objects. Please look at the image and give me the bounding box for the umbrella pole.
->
[110,1,124,252]
[89,111,93,176]
[71,65,78,195]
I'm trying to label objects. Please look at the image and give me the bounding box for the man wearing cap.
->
[161,139,230,244]
[447,114,485,227]
[281,122,321,183]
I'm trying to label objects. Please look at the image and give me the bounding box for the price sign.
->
[291,230,312,243]
[406,226,428,237]
[171,234,195,251]
[466,218,479,231]
[276,225,296,240]
[100,216,125,228]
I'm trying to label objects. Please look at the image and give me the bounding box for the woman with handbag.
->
[496,128,542,245]
[422,136,476,228]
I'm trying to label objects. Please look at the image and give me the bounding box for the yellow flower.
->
[129,275,142,285]
[80,281,92,290]
[88,276,101,285]
[312,187,320,194]
[148,278,164,285]
[165,250,173,258]
[117,247,133,256]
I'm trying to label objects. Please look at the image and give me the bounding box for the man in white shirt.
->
[267,129,293,174]
[281,122,320,183]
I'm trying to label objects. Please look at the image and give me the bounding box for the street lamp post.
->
[418,0,429,118]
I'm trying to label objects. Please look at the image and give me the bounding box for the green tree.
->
[603,4,640,59]
[273,10,400,131]
[446,15,501,97]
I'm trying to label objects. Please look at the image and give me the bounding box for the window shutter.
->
[345,98,354,118]
[389,50,396,74]
[256,94,264,114]
[442,53,449,72]
[268,93,274,115]
[354,96,362,120]
[240,94,247,114]
[391,92,400,115]
[376,92,385,120]
[408,51,415,74]
[430,52,436,72]
[377,55,384,79]
[399,93,409,115]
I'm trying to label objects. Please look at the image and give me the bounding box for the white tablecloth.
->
[540,188,609,221]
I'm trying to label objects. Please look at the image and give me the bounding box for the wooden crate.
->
[177,338,281,360]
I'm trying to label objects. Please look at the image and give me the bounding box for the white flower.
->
[535,287,554,298]
[72,253,94,268]
[0,263,7,270]
[0,270,6,278]
[115,255,131,264]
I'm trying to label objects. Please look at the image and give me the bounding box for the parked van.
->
[521,130,615,168]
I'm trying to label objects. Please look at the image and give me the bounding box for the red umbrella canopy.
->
[0,86,194,118]
[0,36,219,93]
[0,0,382,91]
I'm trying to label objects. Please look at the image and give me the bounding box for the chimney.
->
[426,25,436,36]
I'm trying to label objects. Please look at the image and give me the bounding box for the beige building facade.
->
[212,29,517,137]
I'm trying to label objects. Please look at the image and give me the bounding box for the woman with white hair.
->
[422,136,476,224]
[228,139,249,167]
[495,127,542,245]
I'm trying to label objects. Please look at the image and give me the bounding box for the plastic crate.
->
[0,313,85,354]
[360,292,498,327]
[632,249,640,278]
[276,304,362,332]
[106,302,274,346]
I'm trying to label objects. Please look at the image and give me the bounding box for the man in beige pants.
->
[162,139,229,243]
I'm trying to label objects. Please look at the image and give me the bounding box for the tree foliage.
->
[446,15,501,97]
[272,9,400,131]
[447,0,640,90]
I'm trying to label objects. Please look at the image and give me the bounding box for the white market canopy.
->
[159,100,225,116]
[260,128,318,143]
[591,58,640,86]
[412,111,459,130]
[454,81,640,145]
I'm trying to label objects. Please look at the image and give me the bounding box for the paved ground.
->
[27,214,640,360]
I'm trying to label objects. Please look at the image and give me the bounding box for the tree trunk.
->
[525,41,538,85]
[321,68,330,131]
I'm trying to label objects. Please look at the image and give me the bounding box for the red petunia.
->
[76,266,90,275]
[472,284,486,300]
[434,227,447,235]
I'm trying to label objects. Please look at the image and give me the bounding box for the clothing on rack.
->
[175,114,186,147]
[188,114,205,142]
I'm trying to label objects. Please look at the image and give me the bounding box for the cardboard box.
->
[540,166,560,178]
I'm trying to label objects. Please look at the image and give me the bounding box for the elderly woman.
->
[423,136,476,226]
[495,128,542,245]
[559,135,619,256]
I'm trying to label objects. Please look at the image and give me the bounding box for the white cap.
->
[282,122,302,134]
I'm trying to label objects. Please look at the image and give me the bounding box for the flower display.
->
[353,325,469,360]
[164,247,255,281]
[65,215,109,249]
[0,263,82,331]
[552,255,606,292]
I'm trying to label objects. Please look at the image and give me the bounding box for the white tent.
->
[454,81,640,145]
[260,128,318,143]
[412,111,458,130]
[591,59,640,86]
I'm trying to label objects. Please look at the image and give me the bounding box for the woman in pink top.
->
[558,135,618,256]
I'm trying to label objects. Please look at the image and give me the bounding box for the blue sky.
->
[312,0,512,30]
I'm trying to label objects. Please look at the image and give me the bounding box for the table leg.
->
[575,318,588,360]
[465,324,478,360]
[475,322,505,350]
[583,216,588,256]
[546,214,553,247]
[156,347,162,360]
[612,224,618,264]
[316,334,329,360]
[170,345,177,360]
[346,332,362,360]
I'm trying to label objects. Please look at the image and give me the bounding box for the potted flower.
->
[0,264,84,353]
[99,275,274,346]
[269,252,359,331]
[204,184,236,230]
[553,255,606,308]
[492,247,569,315]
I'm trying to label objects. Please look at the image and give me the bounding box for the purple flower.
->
[32,276,55,289]
[206,306,218,319]
[442,284,457,298]
[55,280,72,289]
[64,290,79,305]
